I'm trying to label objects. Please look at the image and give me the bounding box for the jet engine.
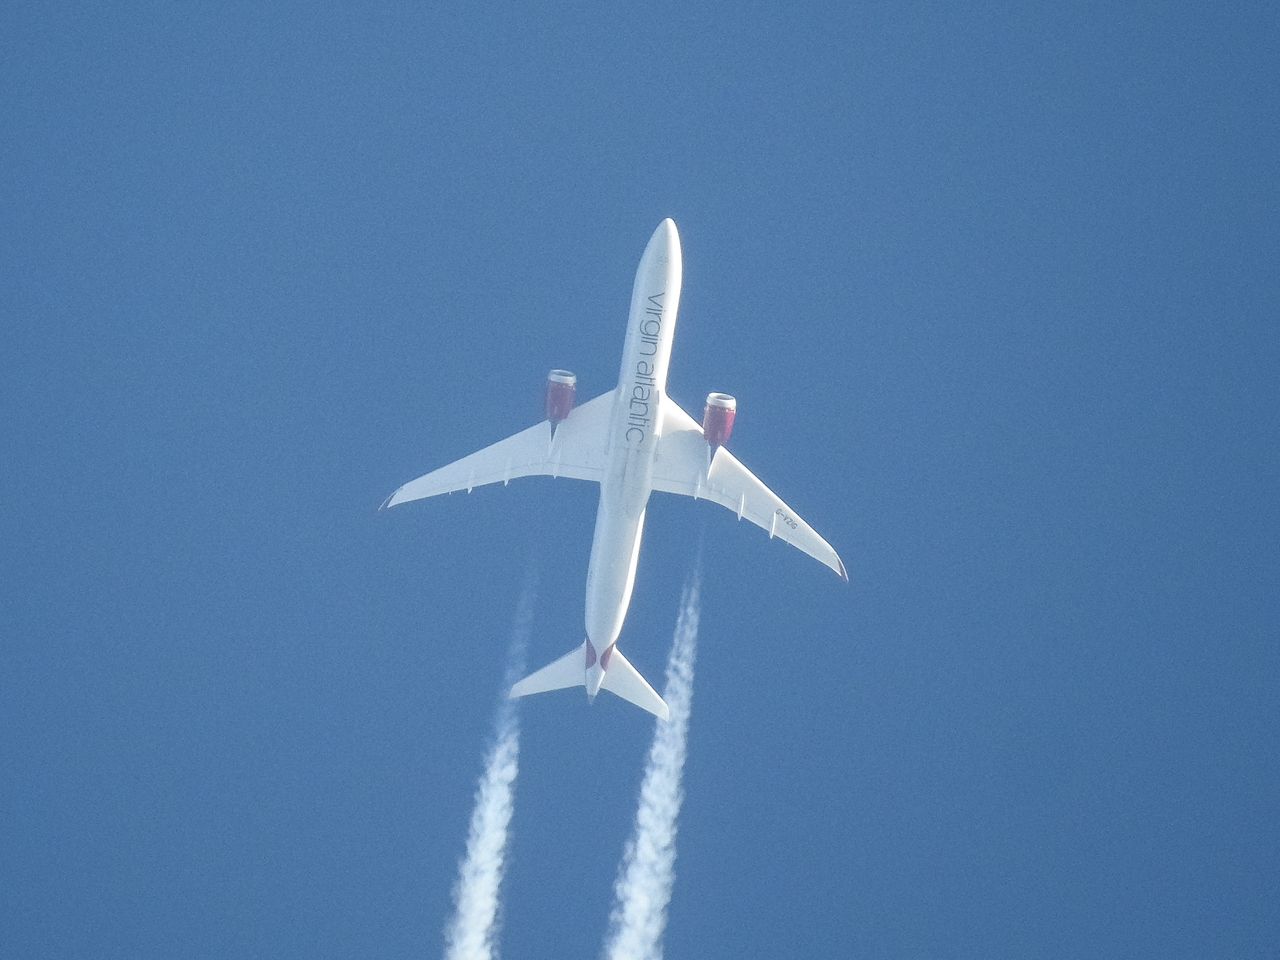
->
[545,369,577,424]
[702,392,737,449]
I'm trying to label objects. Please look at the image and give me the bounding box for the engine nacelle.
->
[702,392,737,449]
[545,369,577,424]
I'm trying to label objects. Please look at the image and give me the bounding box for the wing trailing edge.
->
[651,396,847,579]
[382,390,615,508]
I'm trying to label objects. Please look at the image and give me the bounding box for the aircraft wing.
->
[382,390,614,509]
[651,397,847,580]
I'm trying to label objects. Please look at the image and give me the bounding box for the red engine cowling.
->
[702,392,737,449]
[545,369,577,424]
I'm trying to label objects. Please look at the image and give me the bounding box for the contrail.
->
[442,580,536,960]
[603,569,702,960]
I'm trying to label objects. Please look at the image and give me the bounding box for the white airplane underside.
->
[383,219,845,721]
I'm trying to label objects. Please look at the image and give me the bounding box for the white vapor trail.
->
[442,582,535,960]
[603,570,702,960]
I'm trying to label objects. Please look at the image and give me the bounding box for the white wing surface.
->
[509,644,586,699]
[382,391,614,509]
[651,397,847,580]
[600,648,670,721]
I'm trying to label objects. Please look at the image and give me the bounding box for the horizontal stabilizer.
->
[601,648,670,721]
[509,644,585,699]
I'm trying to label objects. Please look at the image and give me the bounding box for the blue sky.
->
[3,3,1277,958]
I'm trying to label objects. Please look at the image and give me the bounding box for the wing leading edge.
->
[651,397,847,580]
[382,390,614,509]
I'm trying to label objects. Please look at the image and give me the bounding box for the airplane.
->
[382,219,845,721]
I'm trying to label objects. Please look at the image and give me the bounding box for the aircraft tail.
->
[508,641,670,722]
[509,643,585,698]
[602,648,670,721]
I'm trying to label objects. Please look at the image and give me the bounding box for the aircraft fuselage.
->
[384,216,844,720]
[582,219,682,695]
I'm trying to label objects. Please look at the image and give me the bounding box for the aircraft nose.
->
[643,218,681,269]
